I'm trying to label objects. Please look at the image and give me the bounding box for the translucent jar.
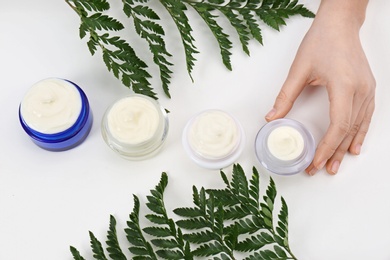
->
[255,118,315,175]
[19,78,93,151]
[182,109,245,169]
[101,94,169,160]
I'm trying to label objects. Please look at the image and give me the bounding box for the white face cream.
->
[20,78,82,134]
[255,119,315,175]
[188,110,239,159]
[183,110,245,169]
[107,96,159,144]
[267,126,304,161]
[101,94,169,160]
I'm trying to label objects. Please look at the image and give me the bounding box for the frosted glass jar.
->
[255,118,315,175]
[182,109,245,169]
[19,78,93,151]
[101,94,169,160]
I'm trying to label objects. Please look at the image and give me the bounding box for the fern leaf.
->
[182,230,219,244]
[235,231,274,252]
[72,0,110,12]
[123,0,173,97]
[125,195,157,259]
[143,226,172,237]
[84,13,124,31]
[70,246,86,260]
[220,7,251,55]
[275,197,290,248]
[89,231,108,260]
[160,0,198,81]
[239,9,263,45]
[106,215,127,260]
[173,207,203,218]
[191,241,225,257]
[191,5,233,70]
[155,249,184,259]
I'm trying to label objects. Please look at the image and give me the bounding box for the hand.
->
[265,0,376,175]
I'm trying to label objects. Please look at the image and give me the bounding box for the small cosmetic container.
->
[255,118,315,175]
[101,94,169,160]
[182,109,245,169]
[19,78,93,151]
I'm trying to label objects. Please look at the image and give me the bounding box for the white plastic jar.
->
[182,109,245,169]
[255,118,315,175]
[19,78,93,151]
[101,94,169,160]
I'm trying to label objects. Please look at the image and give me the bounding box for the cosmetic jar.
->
[182,109,245,169]
[19,78,93,151]
[255,118,315,175]
[101,94,169,160]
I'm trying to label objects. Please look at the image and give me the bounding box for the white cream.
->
[267,126,304,161]
[107,96,160,144]
[188,110,239,159]
[20,78,82,134]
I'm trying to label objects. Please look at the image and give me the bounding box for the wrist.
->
[317,0,368,30]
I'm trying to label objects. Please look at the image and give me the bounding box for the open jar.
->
[19,78,93,151]
[182,109,245,169]
[101,94,169,160]
[255,118,315,175]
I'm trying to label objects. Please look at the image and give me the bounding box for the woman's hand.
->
[265,0,375,175]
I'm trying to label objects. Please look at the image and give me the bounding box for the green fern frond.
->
[123,0,173,97]
[70,246,86,260]
[106,215,127,260]
[65,0,157,98]
[89,231,108,260]
[126,195,157,259]
[67,0,313,99]
[191,5,233,70]
[160,0,199,81]
[70,165,299,260]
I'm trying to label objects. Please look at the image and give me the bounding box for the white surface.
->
[1,1,390,260]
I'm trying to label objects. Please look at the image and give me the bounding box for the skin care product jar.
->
[101,94,169,160]
[255,118,315,175]
[19,78,93,151]
[182,109,245,169]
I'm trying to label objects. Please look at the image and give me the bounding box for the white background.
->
[1,1,390,259]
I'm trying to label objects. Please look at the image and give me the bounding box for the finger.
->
[306,87,353,175]
[349,97,375,155]
[265,63,309,121]
[325,99,368,174]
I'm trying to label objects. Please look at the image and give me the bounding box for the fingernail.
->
[330,161,340,174]
[318,160,326,170]
[265,108,276,120]
[354,144,362,155]
[307,167,317,176]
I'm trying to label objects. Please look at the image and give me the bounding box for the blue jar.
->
[19,78,93,151]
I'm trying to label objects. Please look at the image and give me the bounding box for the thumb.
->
[265,68,308,121]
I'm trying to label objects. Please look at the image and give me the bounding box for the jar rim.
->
[255,118,315,175]
[101,94,169,160]
[182,109,245,170]
[19,79,91,144]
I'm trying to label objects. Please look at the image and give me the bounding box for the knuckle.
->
[348,123,360,137]
[332,120,350,136]
[321,139,337,155]
[276,90,293,105]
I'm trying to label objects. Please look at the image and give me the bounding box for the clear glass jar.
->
[19,78,93,151]
[101,94,169,160]
[182,109,245,169]
[255,118,315,175]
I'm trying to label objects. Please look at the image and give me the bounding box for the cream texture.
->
[267,126,304,161]
[107,96,160,144]
[20,78,82,134]
[188,110,239,159]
